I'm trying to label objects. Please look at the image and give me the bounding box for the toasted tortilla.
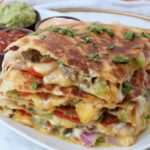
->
[0,68,113,108]
[4,22,150,83]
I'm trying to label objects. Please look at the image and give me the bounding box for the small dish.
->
[0,28,32,69]
[0,10,41,31]
[35,16,81,30]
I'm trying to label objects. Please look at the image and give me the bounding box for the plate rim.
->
[53,8,150,21]
[0,7,150,150]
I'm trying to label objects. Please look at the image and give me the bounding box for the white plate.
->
[0,7,150,150]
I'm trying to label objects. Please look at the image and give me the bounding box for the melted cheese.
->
[50,115,76,128]
[33,62,58,76]
[26,94,69,110]
[43,69,73,87]
[33,61,73,87]
[13,112,33,127]
[75,101,99,124]
[78,81,119,104]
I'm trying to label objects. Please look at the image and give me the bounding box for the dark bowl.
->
[4,27,33,33]
[35,16,81,31]
[0,28,33,70]
[0,10,41,31]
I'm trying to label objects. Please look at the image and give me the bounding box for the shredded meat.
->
[101,113,119,126]
[21,49,42,62]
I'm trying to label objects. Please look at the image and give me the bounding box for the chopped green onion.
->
[81,37,92,43]
[105,29,114,36]
[32,81,41,90]
[122,82,133,95]
[90,23,114,36]
[97,114,104,121]
[88,52,101,61]
[132,45,141,49]
[124,32,135,40]
[142,32,150,39]
[52,27,76,37]
[112,56,131,64]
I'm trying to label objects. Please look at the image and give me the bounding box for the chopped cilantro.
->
[122,82,133,95]
[132,45,141,49]
[51,27,76,37]
[90,23,114,36]
[88,52,101,61]
[112,56,131,64]
[32,81,41,89]
[107,44,114,50]
[97,114,104,121]
[124,32,135,40]
[142,32,150,39]
[29,26,76,37]
[81,37,92,43]
[105,28,114,36]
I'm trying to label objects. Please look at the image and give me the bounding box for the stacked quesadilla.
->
[0,21,149,147]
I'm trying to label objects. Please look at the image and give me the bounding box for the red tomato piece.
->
[19,92,31,96]
[53,110,81,124]
[27,67,43,78]
[20,110,32,117]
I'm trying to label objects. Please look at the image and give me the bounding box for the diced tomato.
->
[47,121,52,127]
[27,67,43,78]
[53,110,81,124]
[101,113,119,126]
[19,92,31,96]
[20,110,32,117]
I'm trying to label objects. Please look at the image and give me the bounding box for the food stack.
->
[0,21,149,147]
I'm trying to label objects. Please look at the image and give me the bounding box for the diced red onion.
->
[80,131,100,147]
[107,135,119,145]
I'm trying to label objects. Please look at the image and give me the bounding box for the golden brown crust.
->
[5,22,150,83]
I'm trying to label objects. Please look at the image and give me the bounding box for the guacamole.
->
[0,1,37,27]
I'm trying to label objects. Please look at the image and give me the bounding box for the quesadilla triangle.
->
[0,21,150,147]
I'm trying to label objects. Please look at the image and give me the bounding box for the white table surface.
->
[0,124,47,150]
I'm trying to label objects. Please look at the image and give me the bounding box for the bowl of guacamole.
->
[0,1,41,30]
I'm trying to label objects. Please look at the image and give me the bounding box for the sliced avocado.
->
[135,53,145,68]
[94,81,108,95]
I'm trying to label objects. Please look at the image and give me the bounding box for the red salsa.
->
[0,29,28,52]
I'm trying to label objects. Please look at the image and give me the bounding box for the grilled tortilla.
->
[0,21,150,147]
[2,22,150,104]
